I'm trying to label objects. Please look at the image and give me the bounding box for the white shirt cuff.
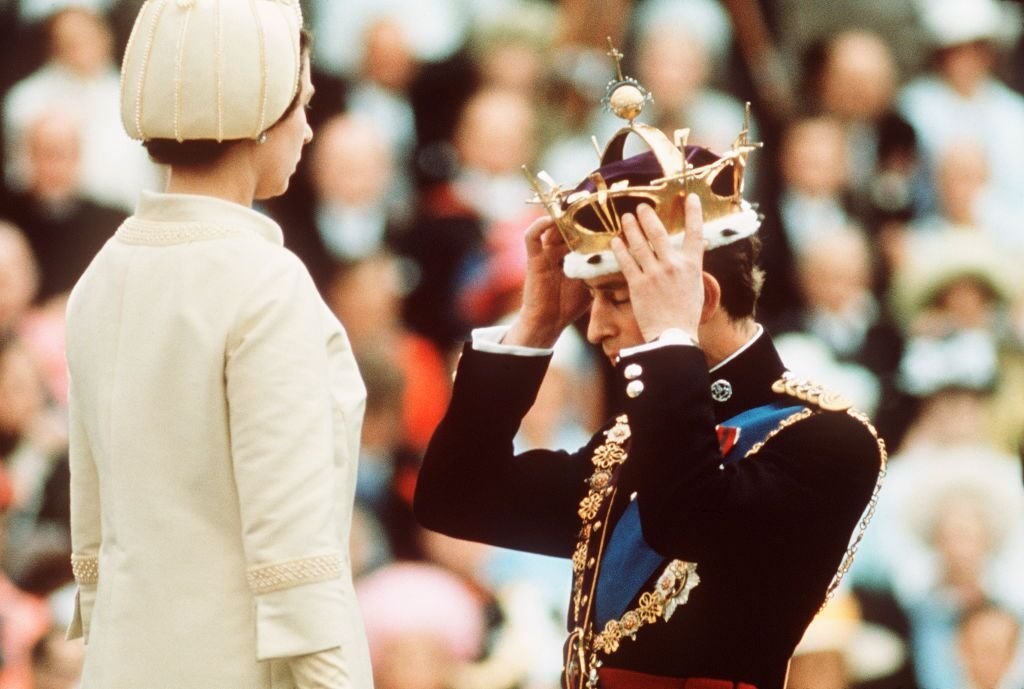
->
[620,328,700,359]
[471,325,554,357]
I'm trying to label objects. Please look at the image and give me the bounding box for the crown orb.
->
[609,84,646,120]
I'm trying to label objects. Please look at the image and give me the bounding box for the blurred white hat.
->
[918,0,1023,49]
[794,591,906,681]
[120,0,303,142]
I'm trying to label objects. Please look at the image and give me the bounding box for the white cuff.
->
[471,325,554,357]
[620,328,700,358]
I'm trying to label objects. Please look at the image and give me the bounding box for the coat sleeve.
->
[620,345,883,562]
[225,251,350,661]
[414,345,595,558]
[66,374,101,643]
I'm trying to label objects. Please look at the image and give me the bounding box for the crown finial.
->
[602,40,652,123]
[607,38,625,81]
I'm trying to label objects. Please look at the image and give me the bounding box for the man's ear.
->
[700,272,721,324]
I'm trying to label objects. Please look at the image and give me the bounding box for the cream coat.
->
[66,192,374,689]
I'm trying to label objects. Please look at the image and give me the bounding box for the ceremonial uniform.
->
[415,328,884,689]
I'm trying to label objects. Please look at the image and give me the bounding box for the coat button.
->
[623,363,643,380]
[626,380,645,398]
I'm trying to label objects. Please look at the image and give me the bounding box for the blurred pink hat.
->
[356,562,486,664]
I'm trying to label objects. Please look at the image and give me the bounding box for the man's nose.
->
[586,300,612,345]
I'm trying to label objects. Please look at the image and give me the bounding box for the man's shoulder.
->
[765,374,885,476]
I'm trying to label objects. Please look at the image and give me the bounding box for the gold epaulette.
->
[771,372,852,412]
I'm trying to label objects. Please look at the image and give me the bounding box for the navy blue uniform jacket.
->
[415,333,883,689]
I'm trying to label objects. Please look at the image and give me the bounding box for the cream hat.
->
[120,0,304,142]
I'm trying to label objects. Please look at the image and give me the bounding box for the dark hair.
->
[703,236,764,321]
[143,29,311,168]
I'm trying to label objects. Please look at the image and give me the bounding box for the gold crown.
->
[524,41,761,270]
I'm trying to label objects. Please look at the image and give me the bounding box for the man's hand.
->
[504,215,592,348]
[611,195,706,342]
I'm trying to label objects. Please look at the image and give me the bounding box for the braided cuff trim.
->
[247,552,344,595]
[71,554,99,585]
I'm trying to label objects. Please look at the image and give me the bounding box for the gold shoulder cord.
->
[769,373,888,611]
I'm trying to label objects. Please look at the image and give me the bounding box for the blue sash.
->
[593,402,807,626]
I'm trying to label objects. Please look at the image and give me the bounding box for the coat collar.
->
[131,191,284,246]
[707,326,788,424]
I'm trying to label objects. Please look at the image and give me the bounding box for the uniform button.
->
[623,363,643,380]
[626,380,645,398]
[594,520,602,531]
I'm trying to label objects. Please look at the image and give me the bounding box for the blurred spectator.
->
[357,561,486,689]
[397,88,537,348]
[897,0,1024,227]
[303,113,406,268]
[2,6,160,211]
[787,591,905,689]
[757,116,852,319]
[958,604,1024,689]
[0,224,38,335]
[30,627,83,689]
[633,0,754,154]
[324,254,450,453]
[0,462,50,689]
[910,140,1024,253]
[419,531,565,689]
[772,227,903,416]
[0,109,125,304]
[469,1,556,98]
[0,335,68,564]
[803,30,921,226]
[347,16,420,199]
[311,0,489,78]
[902,476,1024,689]
[452,88,537,226]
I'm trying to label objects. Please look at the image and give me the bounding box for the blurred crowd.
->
[1,0,1024,687]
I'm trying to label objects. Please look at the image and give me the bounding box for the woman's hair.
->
[143,28,311,168]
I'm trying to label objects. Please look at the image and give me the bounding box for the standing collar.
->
[707,326,788,423]
[131,191,284,246]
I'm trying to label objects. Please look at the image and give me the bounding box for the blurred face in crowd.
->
[25,111,81,202]
[479,40,546,96]
[638,26,708,111]
[0,342,46,438]
[780,118,847,197]
[933,277,998,331]
[932,493,993,588]
[959,607,1020,689]
[455,89,536,175]
[49,8,113,77]
[325,254,404,349]
[798,229,871,315]
[254,53,314,200]
[362,20,417,92]
[311,115,392,207]
[938,41,996,97]
[0,225,39,328]
[937,142,988,225]
[819,31,897,122]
